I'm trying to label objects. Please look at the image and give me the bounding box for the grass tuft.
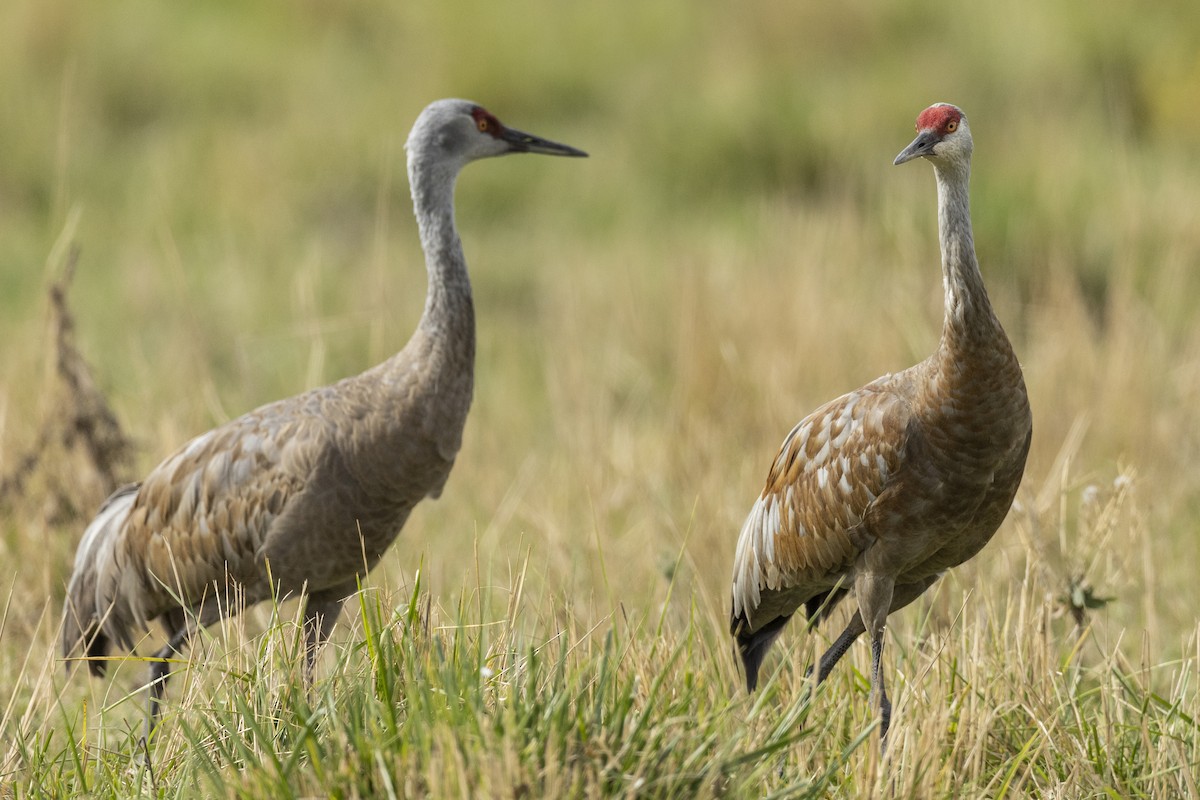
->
[4,0,1200,795]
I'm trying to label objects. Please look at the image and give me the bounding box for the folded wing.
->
[731,380,913,630]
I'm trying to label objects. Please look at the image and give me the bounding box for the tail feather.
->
[732,612,792,692]
[60,597,110,677]
[60,483,138,677]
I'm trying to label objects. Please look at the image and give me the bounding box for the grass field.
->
[3,0,1200,796]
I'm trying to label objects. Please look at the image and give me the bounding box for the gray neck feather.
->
[407,153,476,354]
[934,159,997,346]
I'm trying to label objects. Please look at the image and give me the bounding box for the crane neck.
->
[407,154,476,350]
[933,159,999,349]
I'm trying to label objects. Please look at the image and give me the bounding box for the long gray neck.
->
[407,154,476,356]
[933,159,998,347]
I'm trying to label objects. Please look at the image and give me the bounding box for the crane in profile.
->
[730,103,1031,742]
[61,99,586,734]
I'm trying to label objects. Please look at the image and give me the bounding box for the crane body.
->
[730,103,1031,741]
[61,99,586,733]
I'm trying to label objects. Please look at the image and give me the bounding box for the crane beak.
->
[500,126,588,158]
[894,130,938,165]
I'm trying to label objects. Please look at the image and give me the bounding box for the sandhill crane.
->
[60,99,586,734]
[729,103,1031,741]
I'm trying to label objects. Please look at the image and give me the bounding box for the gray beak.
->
[894,130,938,165]
[501,127,588,158]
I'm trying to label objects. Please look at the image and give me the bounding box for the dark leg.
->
[796,613,864,719]
[807,611,866,684]
[806,573,942,685]
[854,572,895,745]
[735,584,852,693]
[143,600,231,742]
[868,574,940,743]
[145,616,193,742]
[872,633,892,741]
[302,594,346,685]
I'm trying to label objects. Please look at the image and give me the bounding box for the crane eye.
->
[946,120,958,133]
[477,117,490,133]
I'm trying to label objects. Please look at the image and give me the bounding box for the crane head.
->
[894,103,971,166]
[406,99,587,168]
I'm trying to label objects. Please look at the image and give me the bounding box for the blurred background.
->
[2,0,1200,712]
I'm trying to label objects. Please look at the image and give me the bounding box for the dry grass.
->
[3,0,1200,796]
[0,242,133,525]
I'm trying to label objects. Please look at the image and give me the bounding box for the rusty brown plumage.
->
[59,99,585,737]
[730,104,1031,743]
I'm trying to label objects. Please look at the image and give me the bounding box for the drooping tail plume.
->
[61,483,138,676]
[731,612,792,692]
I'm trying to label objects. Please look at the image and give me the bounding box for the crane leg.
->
[146,611,195,742]
[854,572,895,743]
[302,593,347,686]
[806,573,941,684]
[795,613,864,727]
[807,611,866,684]
[801,574,942,741]
[871,633,892,742]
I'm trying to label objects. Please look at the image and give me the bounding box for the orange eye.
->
[477,117,490,133]
[946,120,958,133]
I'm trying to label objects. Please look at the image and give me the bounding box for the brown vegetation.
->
[0,249,132,523]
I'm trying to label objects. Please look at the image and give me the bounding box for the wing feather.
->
[94,402,317,647]
[731,381,912,626]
